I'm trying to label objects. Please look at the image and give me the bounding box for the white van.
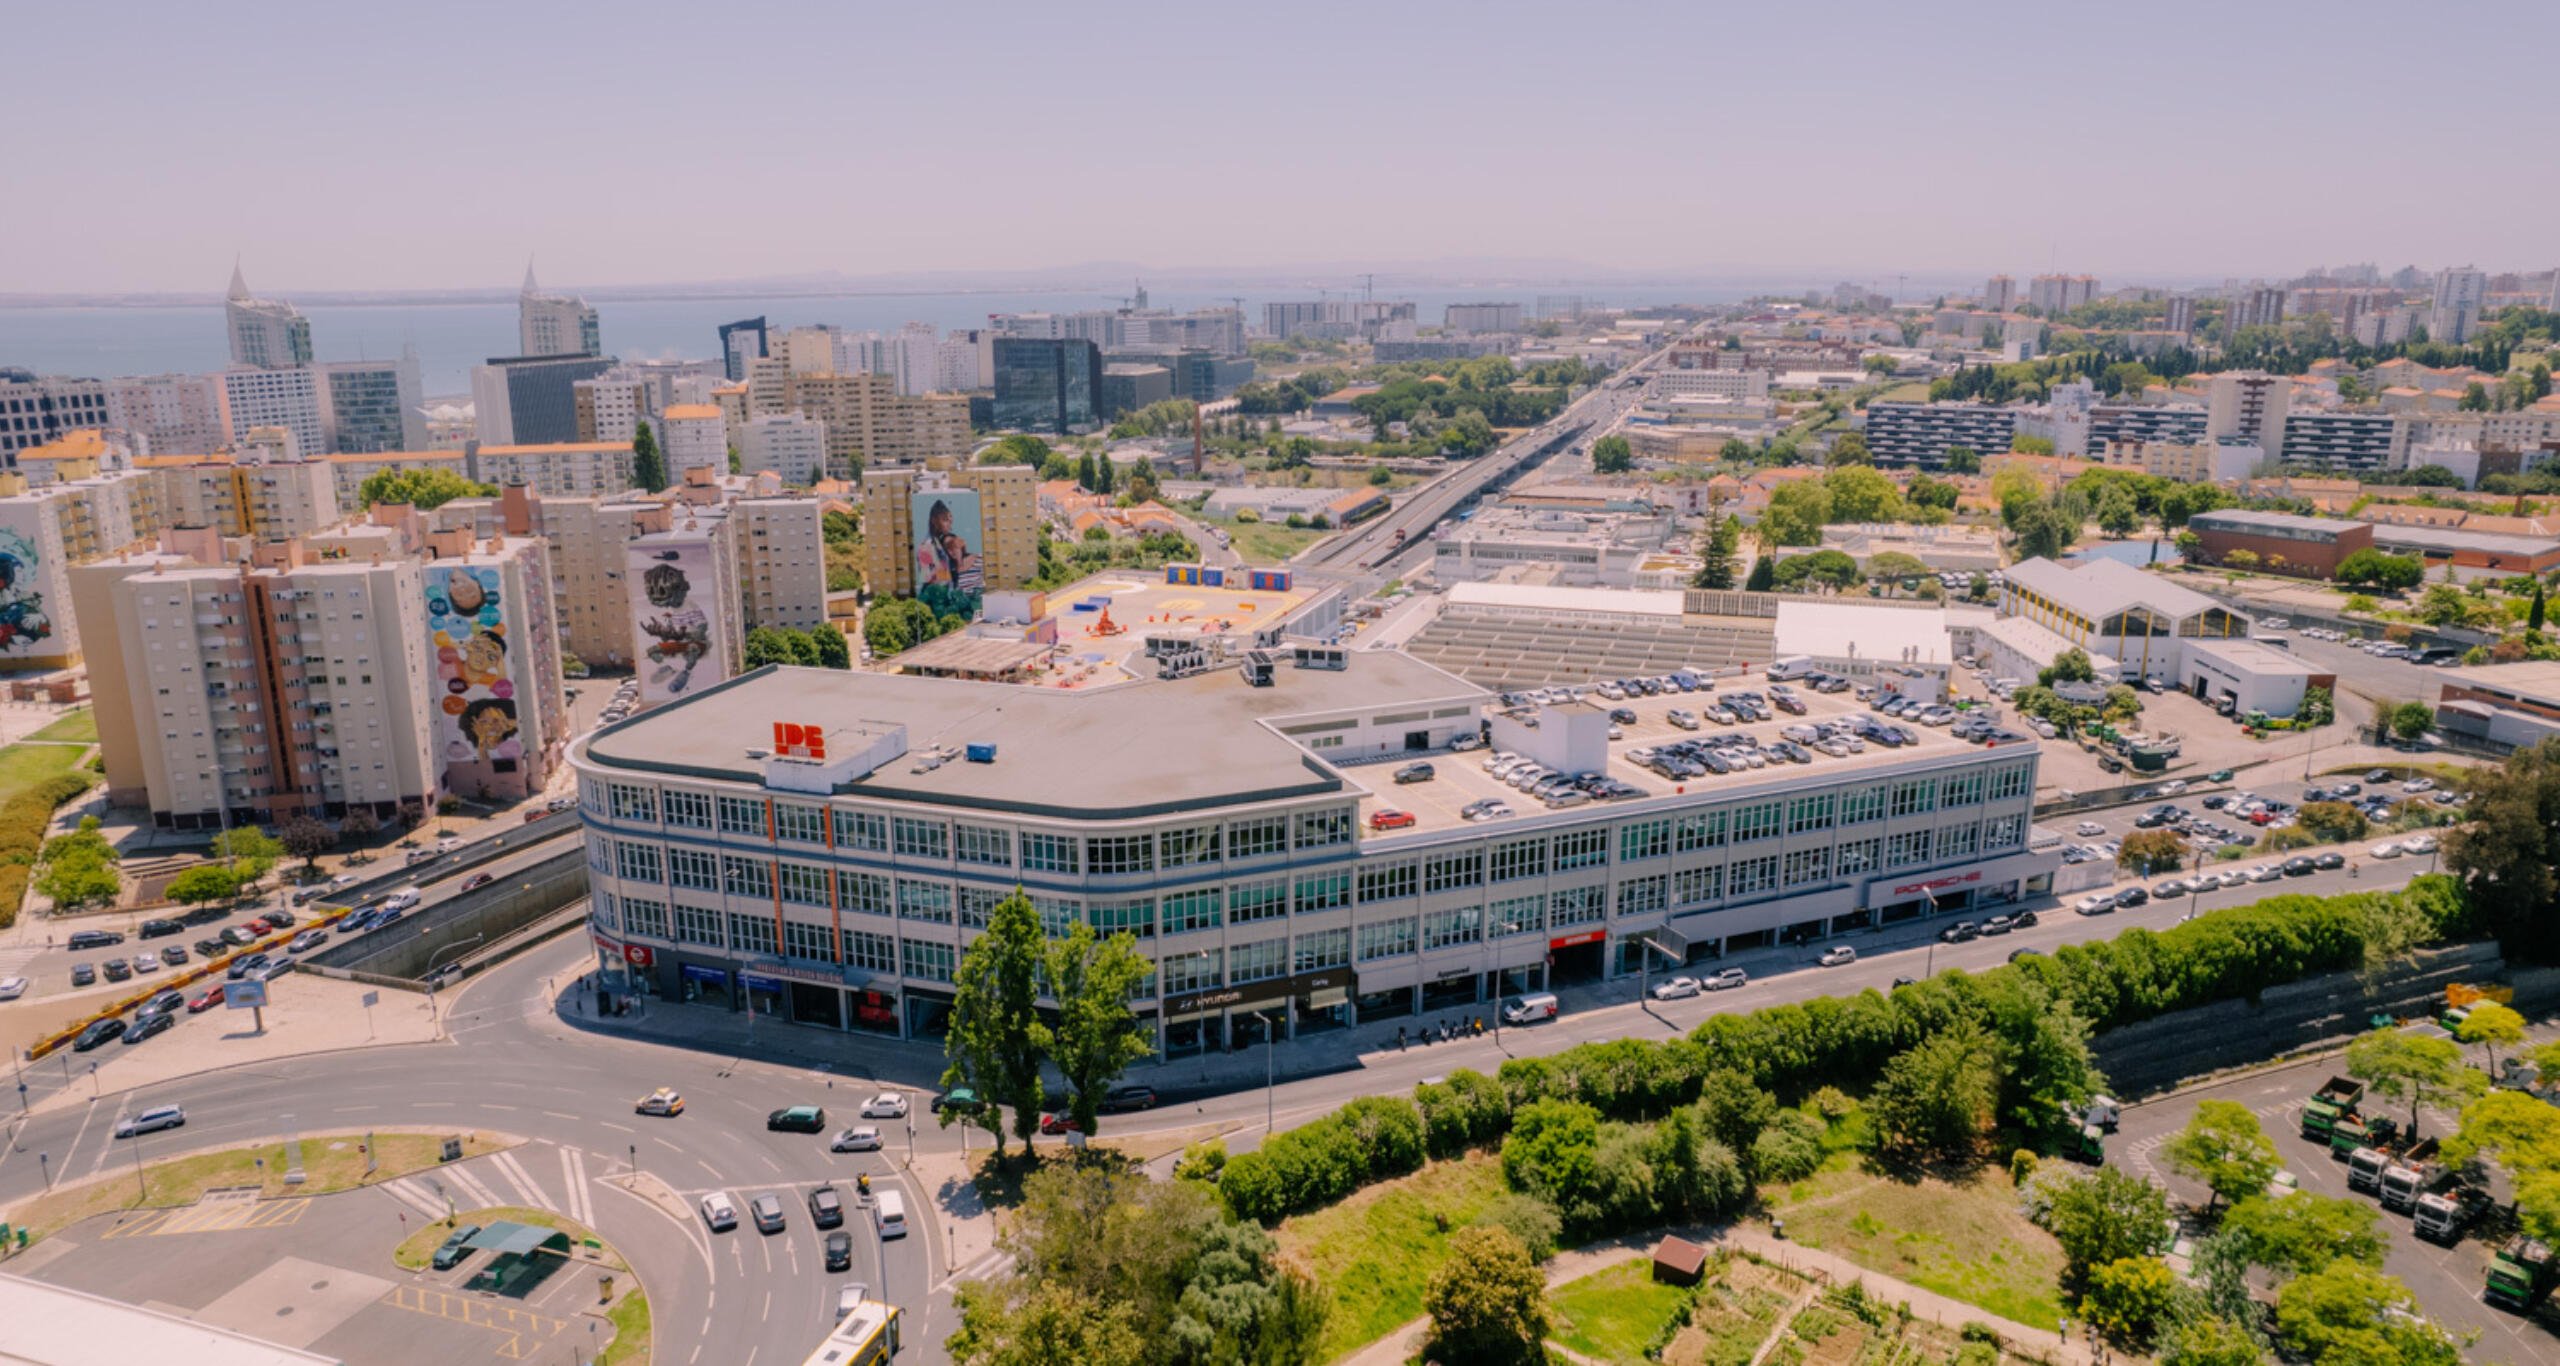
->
[700,1191,738,1232]
[1767,656,1815,682]
[381,886,423,913]
[1502,993,1560,1025]
[875,1189,908,1239]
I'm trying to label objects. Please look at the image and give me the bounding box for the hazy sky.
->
[13,0,2557,295]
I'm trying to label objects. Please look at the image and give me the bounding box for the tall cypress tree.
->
[2532,583,2547,635]
[1745,554,1775,593]
[631,421,668,492]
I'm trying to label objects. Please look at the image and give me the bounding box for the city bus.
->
[801,1297,901,1366]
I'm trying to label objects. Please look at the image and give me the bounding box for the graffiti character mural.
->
[428,565,521,773]
[0,529,56,655]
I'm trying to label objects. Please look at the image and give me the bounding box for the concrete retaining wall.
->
[2092,941,2560,1095]
[305,853,584,981]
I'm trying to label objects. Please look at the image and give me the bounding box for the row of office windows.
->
[592,812,2026,943]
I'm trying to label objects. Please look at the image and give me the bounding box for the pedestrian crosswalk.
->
[377,1141,611,1231]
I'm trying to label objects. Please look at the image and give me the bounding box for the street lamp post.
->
[39,1151,50,1190]
[425,935,486,1033]
[1262,1009,1282,1135]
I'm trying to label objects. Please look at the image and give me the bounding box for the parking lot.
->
[2115,1031,2560,1365]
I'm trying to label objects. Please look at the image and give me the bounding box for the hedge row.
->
[0,772,96,929]
[1220,876,2469,1223]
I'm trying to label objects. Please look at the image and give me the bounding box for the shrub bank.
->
[1221,876,2469,1223]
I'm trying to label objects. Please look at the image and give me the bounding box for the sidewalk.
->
[1339,1222,2091,1366]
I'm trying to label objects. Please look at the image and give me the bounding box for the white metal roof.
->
[2003,556,2222,624]
[1773,602,1955,665]
[0,1274,344,1365]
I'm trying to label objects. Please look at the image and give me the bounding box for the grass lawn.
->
[0,741,81,804]
[27,709,96,745]
[13,1131,505,1243]
[1549,1259,1696,1364]
[600,1284,653,1365]
[1771,1158,2067,1331]
[390,1203,625,1271]
[1274,1152,1509,1362]
[1202,515,1331,564]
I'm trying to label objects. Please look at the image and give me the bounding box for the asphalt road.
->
[2113,1044,2560,1364]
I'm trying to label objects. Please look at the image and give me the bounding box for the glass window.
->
[1729,854,1780,900]
[1554,828,1607,870]
[841,870,891,917]
[623,897,670,939]
[1229,937,1286,982]
[897,879,952,924]
[1989,765,2031,801]
[1357,861,1418,903]
[1085,834,1154,875]
[1159,822,1222,869]
[834,809,888,852]
[1228,816,1288,859]
[614,841,662,883]
[902,939,955,983]
[1616,874,1668,917]
[773,803,826,844]
[1788,793,1835,834]
[1231,877,1288,923]
[1163,888,1222,935]
[673,904,723,946]
[778,863,829,906]
[608,783,657,822]
[1033,895,1079,938]
[668,847,720,892]
[1491,894,1544,938]
[1890,779,1937,818]
[663,789,714,830]
[1357,918,1417,961]
[893,818,948,860]
[1674,864,1723,906]
[1162,948,1221,994]
[1940,822,1980,860]
[1837,837,1881,877]
[1294,808,1352,850]
[1676,809,1727,850]
[727,912,777,956]
[1783,847,1832,886]
[724,855,769,898]
[1548,885,1604,927]
[1088,897,1155,939]
[718,796,766,837]
[1021,832,1079,874]
[1424,848,1484,893]
[1887,830,1931,868]
[1424,906,1482,950]
[1620,819,1671,862]
[1986,815,2024,849]
[1295,927,1349,971]
[846,930,897,974]
[1940,771,1986,808]
[1490,838,1548,883]
[783,920,836,963]
[953,823,1013,868]
[957,885,1005,929]
[1839,785,1887,825]
[1731,801,1782,844]
[1294,870,1350,915]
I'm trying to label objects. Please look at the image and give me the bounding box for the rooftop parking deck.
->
[1352,667,2020,840]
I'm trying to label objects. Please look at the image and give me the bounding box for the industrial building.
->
[2186,509,2373,579]
[574,654,2055,1051]
[1985,556,2249,685]
[2180,638,2331,719]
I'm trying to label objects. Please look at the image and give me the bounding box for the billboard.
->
[427,564,523,774]
[910,489,983,619]
[0,518,58,658]
[631,538,725,701]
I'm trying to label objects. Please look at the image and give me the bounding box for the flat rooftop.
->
[1774,602,1957,666]
[1027,570,1312,684]
[2188,637,2322,676]
[2436,660,2560,704]
[1361,668,2017,841]
[582,651,1484,821]
[0,1273,343,1365]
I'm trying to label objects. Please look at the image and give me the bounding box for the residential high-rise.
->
[1983,275,2017,312]
[660,404,728,478]
[0,372,111,464]
[990,338,1102,433]
[224,265,313,369]
[860,464,1036,604]
[628,514,743,708]
[777,371,970,474]
[2206,372,2289,455]
[316,353,427,453]
[1443,302,1524,334]
[419,520,570,801]
[2163,295,2194,336]
[219,366,328,457]
[154,454,342,540]
[717,317,769,383]
[2026,275,2098,315]
[104,373,227,455]
[2431,266,2487,344]
[2226,285,2286,336]
[0,457,165,670]
[737,414,828,486]
[471,354,617,445]
[574,375,652,443]
[469,442,638,499]
[517,265,601,358]
[730,498,828,632]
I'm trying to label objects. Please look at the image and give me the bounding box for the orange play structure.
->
[1088,607,1126,637]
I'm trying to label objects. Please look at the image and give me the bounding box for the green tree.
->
[2081,1256,2177,1348]
[2343,1028,2483,1142]
[2031,1165,2172,1281]
[1692,515,1739,591]
[2445,1089,2560,1241]
[2039,647,2097,687]
[2414,583,2469,626]
[2386,700,2435,742]
[742,627,813,669]
[2447,737,2560,958]
[165,863,243,908]
[1771,549,1863,593]
[2219,1192,2386,1275]
[1042,923,1153,1136]
[2534,582,2549,634]
[2012,434,2057,455]
[1751,1111,1827,1183]
[1865,550,1931,590]
[979,433,1054,466]
[1824,431,1871,467]
[1589,434,1633,474]
[2460,381,2491,412]
[2157,1314,2269,1366]
[1501,1099,1602,1224]
[2273,1262,2462,1366]
[1439,409,1497,458]
[2163,1100,2279,1209]
[630,421,668,492]
[2096,486,2142,539]
[356,467,497,510]
[2297,685,2335,728]
[1744,555,1775,592]
[1867,1023,1998,1158]
[275,815,336,872]
[210,826,283,882]
[2457,1000,2527,1076]
[941,891,1047,1155]
[2012,497,2081,560]
[1942,445,1982,474]
[1693,1069,1778,1158]
[1422,1226,1548,1366]
[35,841,119,911]
[2336,549,2424,591]
[949,1282,1143,1366]
[1761,481,1833,546]
[1822,464,1903,522]
[2295,801,2367,843]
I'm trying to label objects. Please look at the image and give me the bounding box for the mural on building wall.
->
[428,564,521,773]
[0,527,55,655]
[911,488,983,619]
[633,540,722,699]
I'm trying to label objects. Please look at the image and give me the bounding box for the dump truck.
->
[2302,1075,2363,1142]
[2487,1238,2558,1312]
[2331,1112,2399,1162]
[2379,1139,2447,1212]
[2414,1184,2492,1245]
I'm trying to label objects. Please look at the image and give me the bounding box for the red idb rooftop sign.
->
[772,722,827,760]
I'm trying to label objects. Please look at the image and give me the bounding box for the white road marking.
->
[488,1148,553,1210]
[381,1178,445,1219]
[443,1162,504,1209]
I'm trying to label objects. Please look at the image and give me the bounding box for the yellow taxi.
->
[636,1087,686,1117]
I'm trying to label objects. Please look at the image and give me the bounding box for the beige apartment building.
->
[730,497,828,631]
[575,376,652,443]
[145,455,342,541]
[0,459,168,670]
[776,371,971,475]
[473,442,637,499]
[860,464,1037,601]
